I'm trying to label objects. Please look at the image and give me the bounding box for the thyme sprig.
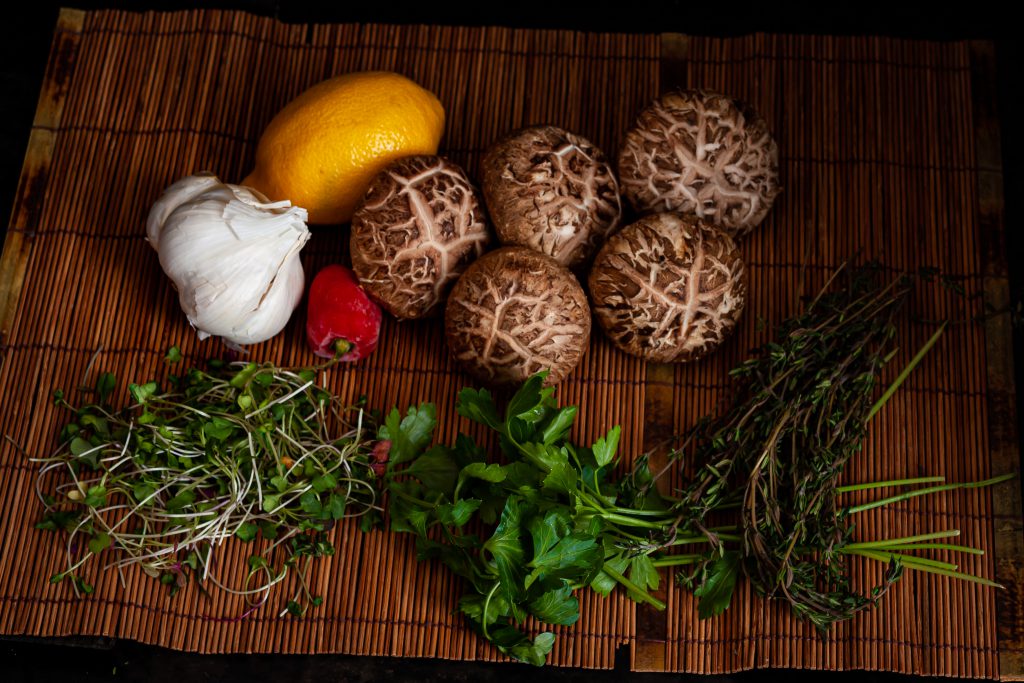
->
[632,263,1010,626]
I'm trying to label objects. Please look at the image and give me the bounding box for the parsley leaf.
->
[591,425,621,468]
[693,551,740,619]
[379,404,437,465]
[456,387,502,430]
[528,585,580,626]
[406,446,459,494]
[485,497,529,603]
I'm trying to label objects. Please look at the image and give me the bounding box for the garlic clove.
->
[146,172,222,246]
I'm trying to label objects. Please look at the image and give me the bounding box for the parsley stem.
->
[849,542,983,555]
[389,487,435,509]
[851,548,1002,587]
[667,532,741,546]
[597,512,670,530]
[481,582,500,640]
[841,530,959,549]
[836,476,946,494]
[844,549,959,571]
[867,321,947,421]
[651,554,703,567]
[844,474,1016,515]
[600,563,665,610]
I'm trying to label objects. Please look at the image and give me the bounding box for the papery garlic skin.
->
[146,173,311,346]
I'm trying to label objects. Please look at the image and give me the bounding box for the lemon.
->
[242,71,445,225]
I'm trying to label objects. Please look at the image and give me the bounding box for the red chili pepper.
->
[306,264,382,360]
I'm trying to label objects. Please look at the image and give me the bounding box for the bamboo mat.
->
[0,8,1020,678]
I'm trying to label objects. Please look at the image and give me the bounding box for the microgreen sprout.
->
[32,356,384,617]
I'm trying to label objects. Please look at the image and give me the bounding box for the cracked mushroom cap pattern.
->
[481,125,622,268]
[589,213,746,363]
[350,156,490,319]
[445,247,591,388]
[618,90,780,237]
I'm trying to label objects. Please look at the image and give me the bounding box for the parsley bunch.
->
[383,374,714,665]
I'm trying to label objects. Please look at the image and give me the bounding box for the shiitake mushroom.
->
[588,212,746,363]
[618,90,780,237]
[445,247,591,388]
[350,155,490,319]
[481,126,622,268]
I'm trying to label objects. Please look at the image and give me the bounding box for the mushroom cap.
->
[618,90,780,237]
[588,212,746,363]
[350,155,490,319]
[445,246,591,387]
[481,125,622,268]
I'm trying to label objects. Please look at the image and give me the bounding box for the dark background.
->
[3,2,1021,681]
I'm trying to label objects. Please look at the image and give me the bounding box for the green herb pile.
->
[383,264,1011,665]
[34,351,382,616]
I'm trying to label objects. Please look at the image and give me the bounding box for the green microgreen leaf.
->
[132,482,156,503]
[36,510,80,532]
[235,523,258,542]
[262,494,281,513]
[84,485,107,508]
[96,372,117,405]
[164,489,195,512]
[129,381,158,404]
[327,494,347,520]
[300,491,322,515]
[311,473,338,493]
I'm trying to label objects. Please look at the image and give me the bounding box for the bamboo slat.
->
[0,8,1015,678]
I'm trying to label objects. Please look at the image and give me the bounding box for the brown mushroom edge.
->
[444,246,592,388]
[350,155,491,320]
[617,89,780,238]
[588,212,746,363]
[481,125,622,269]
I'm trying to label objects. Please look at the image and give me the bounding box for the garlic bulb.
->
[146,173,311,346]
